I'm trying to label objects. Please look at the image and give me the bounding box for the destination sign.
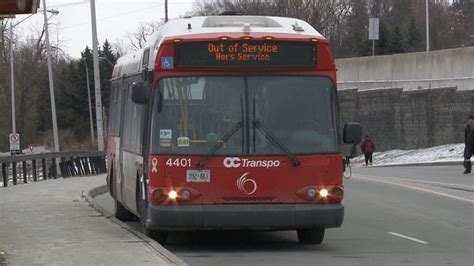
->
[174,41,317,68]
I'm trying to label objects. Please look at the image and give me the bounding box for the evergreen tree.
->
[99,39,116,114]
[375,22,389,55]
[451,0,474,47]
[70,46,95,137]
[353,31,372,57]
[406,17,423,52]
[387,26,404,54]
[346,0,371,57]
[56,60,84,131]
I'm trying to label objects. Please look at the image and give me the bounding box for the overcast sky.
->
[13,0,196,58]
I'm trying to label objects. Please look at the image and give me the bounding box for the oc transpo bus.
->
[107,14,361,244]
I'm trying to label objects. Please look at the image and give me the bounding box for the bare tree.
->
[111,37,129,57]
[0,21,54,150]
[125,21,164,51]
[0,18,9,60]
[0,18,15,149]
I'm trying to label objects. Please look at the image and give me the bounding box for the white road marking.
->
[353,175,474,204]
[358,175,474,190]
[388,232,429,245]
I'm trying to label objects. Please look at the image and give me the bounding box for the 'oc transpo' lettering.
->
[223,157,280,168]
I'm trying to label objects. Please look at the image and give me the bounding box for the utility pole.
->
[10,21,16,134]
[85,63,95,146]
[165,0,168,22]
[426,0,429,52]
[90,0,105,151]
[43,0,60,153]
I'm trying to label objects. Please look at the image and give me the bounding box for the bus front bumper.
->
[146,204,344,230]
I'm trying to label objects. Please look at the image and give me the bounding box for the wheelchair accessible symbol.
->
[161,57,173,69]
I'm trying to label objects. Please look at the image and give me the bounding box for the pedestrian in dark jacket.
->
[361,135,375,166]
[463,115,474,174]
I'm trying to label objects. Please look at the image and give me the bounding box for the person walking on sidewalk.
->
[361,135,375,166]
[463,115,474,174]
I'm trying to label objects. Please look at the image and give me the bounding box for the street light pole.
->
[90,0,105,151]
[10,21,16,134]
[42,0,60,153]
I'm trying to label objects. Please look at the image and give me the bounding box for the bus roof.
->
[113,16,325,79]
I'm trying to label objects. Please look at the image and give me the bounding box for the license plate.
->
[186,170,210,182]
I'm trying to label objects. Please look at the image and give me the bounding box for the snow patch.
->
[352,143,465,166]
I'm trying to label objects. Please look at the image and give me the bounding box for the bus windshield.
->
[150,76,339,156]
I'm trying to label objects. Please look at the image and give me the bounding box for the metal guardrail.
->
[0,151,106,187]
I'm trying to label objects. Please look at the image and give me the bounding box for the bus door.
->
[115,79,128,203]
[120,79,146,213]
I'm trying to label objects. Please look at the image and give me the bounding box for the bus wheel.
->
[108,165,115,198]
[114,199,134,221]
[297,227,325,244]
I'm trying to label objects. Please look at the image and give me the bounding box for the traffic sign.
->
[9,133,21,155]
[369,18,379,40]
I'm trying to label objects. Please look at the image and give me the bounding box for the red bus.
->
[107,15,361,245]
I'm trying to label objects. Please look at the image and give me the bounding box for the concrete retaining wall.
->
[336,47,474,91]
[338,87,474,151]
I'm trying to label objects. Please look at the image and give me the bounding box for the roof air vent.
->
[242,23,251,32]
[220,11,244,16]
[292,21,304,32]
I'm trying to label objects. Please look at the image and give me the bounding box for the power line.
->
[61,2,191,30]
[49,0,191,8]
[49,1,89,8]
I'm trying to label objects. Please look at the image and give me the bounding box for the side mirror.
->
[131,82,149,104]
[343,122,362,144]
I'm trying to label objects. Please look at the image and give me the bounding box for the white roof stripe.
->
[114,16,324,78]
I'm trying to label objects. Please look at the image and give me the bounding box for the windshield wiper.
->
[196,121,244,167]
[253,119,301,167]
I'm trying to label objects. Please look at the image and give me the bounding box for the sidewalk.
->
[0,174,182,265]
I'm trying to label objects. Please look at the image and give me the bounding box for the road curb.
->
[83,185,187,266]
[357,161,463,168]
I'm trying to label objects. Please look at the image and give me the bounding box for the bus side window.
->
[122,83,134,151]
[115,83,123,136]
[108,84,116,135]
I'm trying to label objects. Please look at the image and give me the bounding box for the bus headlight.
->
[319,188,329,198]
[168,190,177,199]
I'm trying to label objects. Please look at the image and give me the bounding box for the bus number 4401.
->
[166,158,192,167]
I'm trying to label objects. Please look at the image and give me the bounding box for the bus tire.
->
[108,165,115,198]
[297,227,325,244]
[137,177,168,244]
[115,199,135,221]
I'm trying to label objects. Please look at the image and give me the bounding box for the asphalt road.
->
[95,165,474,265]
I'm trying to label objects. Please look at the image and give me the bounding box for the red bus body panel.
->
[148,154,343,206]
